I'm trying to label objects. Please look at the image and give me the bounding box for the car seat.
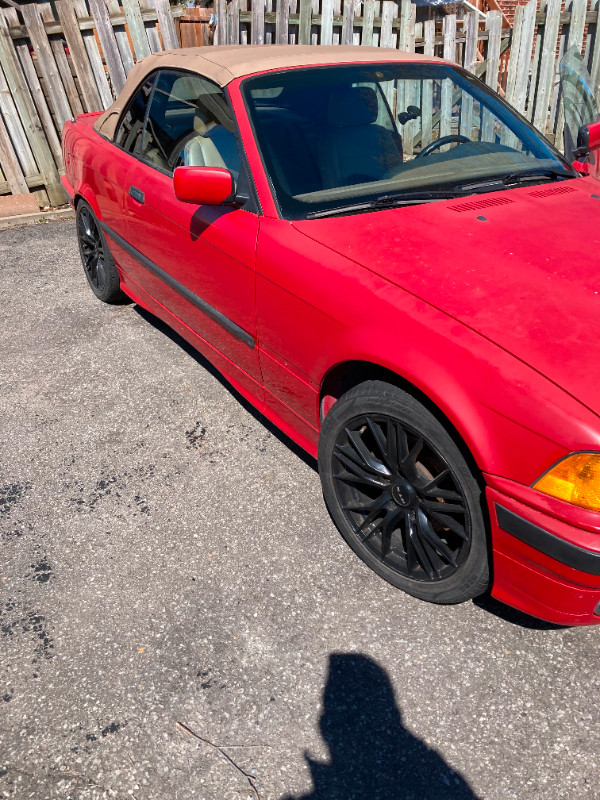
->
[318,86,404,188]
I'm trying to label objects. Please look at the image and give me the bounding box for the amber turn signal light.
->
[533,452,600,512]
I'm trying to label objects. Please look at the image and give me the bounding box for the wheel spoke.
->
[421,468,449,491]
[417,508,458,567]
[406,511,437,579]
[396,425,409,462]
[356,492,393,535]
[380,506,404,557]
[346,428,391,476]
[420,499,465,515]
[343,503,375,512]
[423,487,464,502]
[404,513,419,574]
[428,510,468,541]
[365,417,391,468]
[399,436,423,481]
[385,419,399,474]
[337,442,383,477]
[358,517,384,543]
[96,257,105,290]
[334,447,389,488]
[88,254,98,281]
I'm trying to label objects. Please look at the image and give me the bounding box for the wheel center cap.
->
[391,479,416,508]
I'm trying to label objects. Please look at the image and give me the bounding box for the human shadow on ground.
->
[282,653,481,800]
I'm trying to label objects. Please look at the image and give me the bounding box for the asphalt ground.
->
[1,220,599,800]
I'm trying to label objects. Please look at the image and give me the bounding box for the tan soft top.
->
[94,44,443,139]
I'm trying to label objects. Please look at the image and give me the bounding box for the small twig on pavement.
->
[176,721,262,799]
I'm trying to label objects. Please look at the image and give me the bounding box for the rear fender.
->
[73,185,102,220]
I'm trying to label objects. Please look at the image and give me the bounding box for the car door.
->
[116,69,262,385]
[92,75,157,247]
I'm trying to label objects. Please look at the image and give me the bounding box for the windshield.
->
[243,63,575,220]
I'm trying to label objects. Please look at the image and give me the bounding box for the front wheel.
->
[318,381,489,604]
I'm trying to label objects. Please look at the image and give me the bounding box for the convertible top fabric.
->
[94,45,442,140]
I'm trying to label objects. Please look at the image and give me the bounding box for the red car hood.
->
[293,177,600,415]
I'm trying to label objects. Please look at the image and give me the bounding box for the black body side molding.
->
[100,221,255,349]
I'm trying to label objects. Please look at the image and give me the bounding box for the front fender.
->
[320,304,600,488]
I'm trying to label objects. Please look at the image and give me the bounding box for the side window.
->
[140,70,241,178]
[114,76,156,154]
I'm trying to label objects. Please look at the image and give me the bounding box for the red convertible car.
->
[61,45,600,626]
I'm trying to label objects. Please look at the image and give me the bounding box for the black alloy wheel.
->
[319,381,489,604]
[76,201,125,304]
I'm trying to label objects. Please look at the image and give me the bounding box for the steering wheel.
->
[418,134,470,158]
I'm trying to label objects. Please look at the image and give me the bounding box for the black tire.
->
[318,380,489,604]
[76,200,125,304]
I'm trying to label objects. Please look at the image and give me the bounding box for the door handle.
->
[129,186,144,204]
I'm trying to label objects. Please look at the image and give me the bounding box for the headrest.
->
[327,86,378,127]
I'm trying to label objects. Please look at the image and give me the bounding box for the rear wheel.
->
[76,201,125,304]
[318,380,489,604]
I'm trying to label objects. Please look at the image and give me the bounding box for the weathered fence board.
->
[89,0,127,95]
[55,0,102,112]
[72,0,113,109]
[533,0,562,132]
[0,105,28,195]
[21,3,72,128]
[121,0,151,59]
[0,11,62,205]
[104,0,135,73]
[2,5,61,169]
[139,0,163,53]
[156,0,180,50]
[362,0,374,47]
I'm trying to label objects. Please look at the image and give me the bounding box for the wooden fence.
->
[0,0,182,207]
[1,0,600,209]
[213,0,600,144]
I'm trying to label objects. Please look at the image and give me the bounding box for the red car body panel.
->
[61,65,600,626]
[291,180,600,416]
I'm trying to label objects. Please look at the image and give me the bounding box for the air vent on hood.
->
[527,185,576,198]
[449,196,514,212]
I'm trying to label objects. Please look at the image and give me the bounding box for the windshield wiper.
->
[458,167,576,193]
[502,167,576,185]
[304,167,577,219]
[305,189,467,220]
